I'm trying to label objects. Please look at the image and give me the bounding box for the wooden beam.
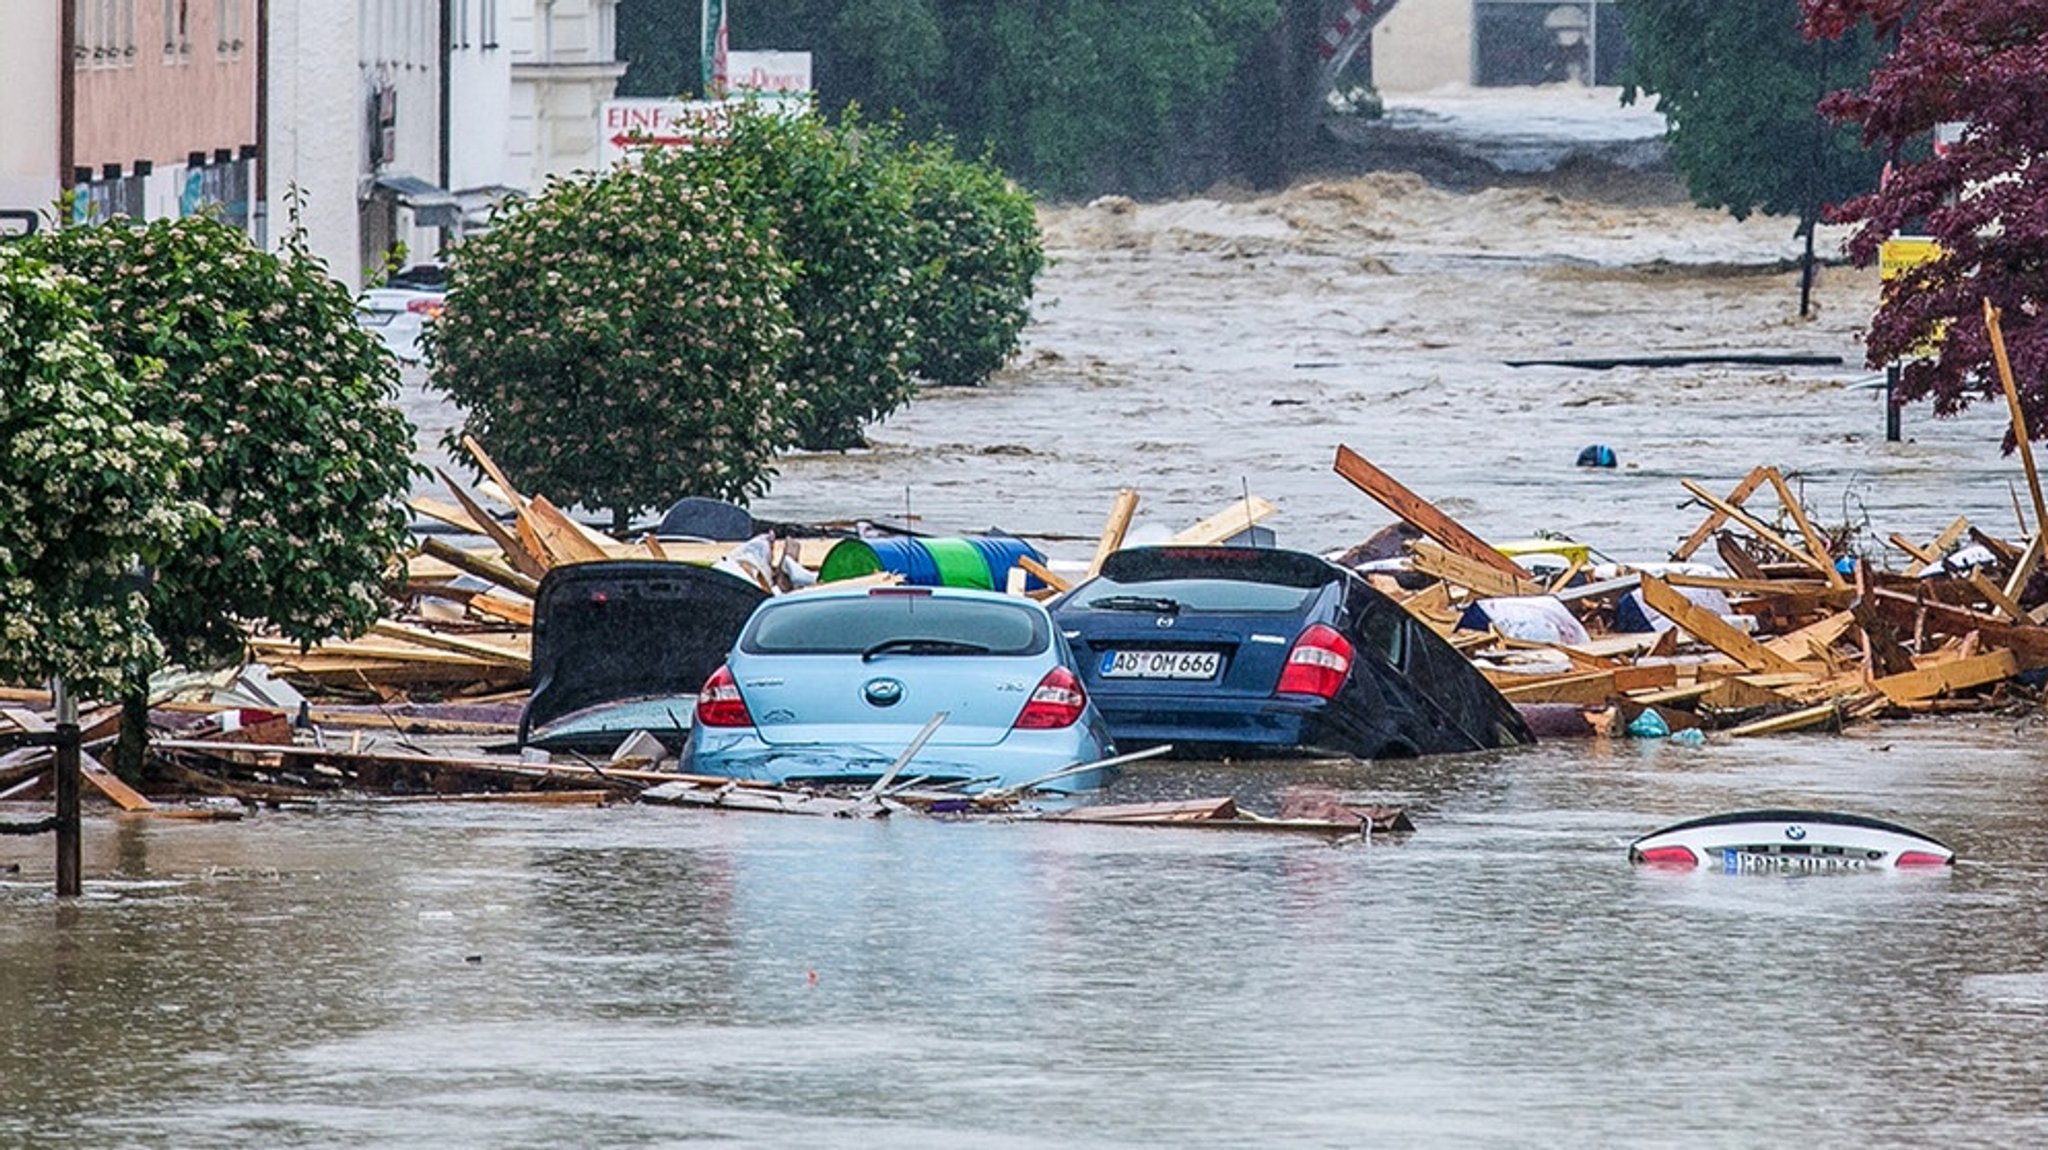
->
[520,494,611,566]
[438,468,549,580]
[1967,570,2029,623]
[1088,488,1141,577]
[1014,555,1072,593]
[1725,700,1847,738]
[1673,466,1768,560]
[1170,496,1275,546]
[1763,468,1846,587]
[1873,648,2019,704]
[1332,445,1532,581]
[1639,574,1804,673]
[1678,479,1836,579]
[415,536,541,597]
[1407,541,1545,599]
[80,753,156,811]
[1986,300,2048,535]
[462,434,529,511]
[2001,531,2046,604]
[1762,610,1855,664]
[1889,532,1940,569]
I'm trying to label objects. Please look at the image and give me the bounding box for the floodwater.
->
[6,726,2048,1146]
[13,117,2048,1144]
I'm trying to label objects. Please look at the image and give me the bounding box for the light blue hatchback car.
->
[684,586,1118,794]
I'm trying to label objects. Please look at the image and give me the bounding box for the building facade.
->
[507,0,626,191]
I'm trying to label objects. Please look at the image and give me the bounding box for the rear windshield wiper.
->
[861,637,994,661]
[1085,595,1182,614]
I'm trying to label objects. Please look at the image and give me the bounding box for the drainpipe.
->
[254,0,269,245]
[59,0,77,215]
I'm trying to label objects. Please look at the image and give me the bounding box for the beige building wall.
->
[1,7,60,214]
[72,0,258,173]
[1371,0,1472,94]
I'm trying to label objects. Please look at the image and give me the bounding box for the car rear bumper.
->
[1091,692,1367,758]
[685,731,1115,793]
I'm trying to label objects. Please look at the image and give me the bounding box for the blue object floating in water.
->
[1577,444,1617,468]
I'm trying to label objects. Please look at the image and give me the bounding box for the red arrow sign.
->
[610,132,698,149]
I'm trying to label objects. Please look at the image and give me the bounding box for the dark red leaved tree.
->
[1803,0,2048,443]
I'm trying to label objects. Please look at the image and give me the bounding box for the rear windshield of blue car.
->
[741,595,1050,655]
[1076,574,1317,613]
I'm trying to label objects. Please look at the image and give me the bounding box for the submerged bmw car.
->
[684,586,1117,793]
[1051,546,1531,759]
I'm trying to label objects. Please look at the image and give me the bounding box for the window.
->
[743,597,1050,657]
[217,0,244,55]
[1473,1,1631,87]
[162,0,189,58]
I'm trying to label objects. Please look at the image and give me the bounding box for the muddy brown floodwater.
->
[7,169,2048,1147]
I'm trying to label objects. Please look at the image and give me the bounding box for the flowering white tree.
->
[0,247,203,697]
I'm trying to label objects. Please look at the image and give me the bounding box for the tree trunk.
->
[115,679,149,785]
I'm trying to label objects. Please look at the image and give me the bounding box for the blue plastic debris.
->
[1668,728,1707,747]
[1577,444,1617,468]
[1625,709,1671,738]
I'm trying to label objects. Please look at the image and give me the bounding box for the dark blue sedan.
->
[1051,546,1532,760]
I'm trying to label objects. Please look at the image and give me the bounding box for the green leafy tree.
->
[0,246,203,699]
[896,136,1045,387]
[30,216,420,669]
[1617,0,1888,313]
[646,104,921,450]
[428,164,800,525]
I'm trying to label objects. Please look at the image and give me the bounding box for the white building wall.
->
[361,0,447,266]
[448,0,517,194]
[1371,0,1473,94]
[509,0,625,190]
[267,0,364,289]
[1,6,61,221]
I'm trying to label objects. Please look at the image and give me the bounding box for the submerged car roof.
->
[1091,545,1342,588]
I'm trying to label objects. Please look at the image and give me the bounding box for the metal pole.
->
[52,678,81,898]
[1885,364,1901,443]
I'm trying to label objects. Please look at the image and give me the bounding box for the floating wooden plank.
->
[1873,648,2019,704]
[1333,445,1533,581]
[1638,574,1804,674]
[1673,467,1769,560]
[1407,541,1544,599]
[1889,533,1940,570]
[1496,664,1677,705]
[1725,700,1846,738]
[1700,677,1795,712]
[1088,488,1141,578]
[80,753,156,812]
[1170,496,1276,546]
[1661,572,1834,597]
[1049,797,1238,823]
[1678,479,1836,579]
[1901,517,1973,577]
[1714,533,1767,581]
[1763,468,1847,587]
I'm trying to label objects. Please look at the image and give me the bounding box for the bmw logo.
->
[1785,825,1807,841]
[863,678,904,707]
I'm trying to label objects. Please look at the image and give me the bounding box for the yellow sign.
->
[1880,236,1940,281]
[1879,236,1944,361]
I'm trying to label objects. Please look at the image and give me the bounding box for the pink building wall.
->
[72,1,258,174]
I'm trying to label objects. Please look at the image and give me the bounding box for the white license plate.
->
[1100,649,1222,680]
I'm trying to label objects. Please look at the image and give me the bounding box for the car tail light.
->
[406,297,445,316]
[1014,666,1087,729]
[1894,851,1951,867]
[695,664,753,728]
[1632,845,1698,868]
[1276,624,1353,699]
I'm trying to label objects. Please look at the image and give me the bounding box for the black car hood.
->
[519,560,768,744]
